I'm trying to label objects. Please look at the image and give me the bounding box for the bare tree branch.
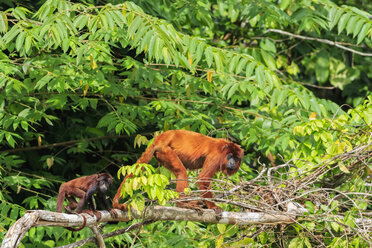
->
[1,207,295,248]
[264,29,372,56]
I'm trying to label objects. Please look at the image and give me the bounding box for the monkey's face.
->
[98,180,110,193]
[222,153,240,175]
[97,173,113,193]
[221,143,244,176]
[226,154,237,171]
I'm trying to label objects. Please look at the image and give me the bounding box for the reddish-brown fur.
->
[113,130,244,212]
[56,173,117,231]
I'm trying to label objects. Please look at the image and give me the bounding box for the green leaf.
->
[18,108,30,118]
[352,18,365,38]
[279,0,290,10]
[235,57,248,75]
[346,16,358,35]
[5,133,16,148]
[227,83,239,99]
[277,88,286,107]
[15,31,26,51]
[259,232,268,244]
[0,13,8,33]
[260,38,276,53]
[305,201,315,213]
[261,50,276,70]
[24,35,32,54]
[13,7,27,20]
[228,55,239,73]
[255,65,265,85]
[213,51,224,72]
[357,23,371,45]
[74,14,89,30]
[217,224,226,234]
[288,237,302,248]
[337,13,351,34]
[148,35,156,59]
[10,207,19,220]
[205,46,213,67]
[38,4,51,21]
[3,25,21,43]
[35,74,53,89]
[127,15,142,38]
[315,51,330,83]
[330,221,341,232]
[195,41,205,64]
[245,62,256,78]
[329,8,344,30]
[140,29,154,52]
[270,88,280,109]
[104,11,115,31]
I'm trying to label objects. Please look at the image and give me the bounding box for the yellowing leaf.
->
[183,187,191,195]
[309,112,317,120]
[188,52,192,66]
[90,54,97,69]
[339,163,350,173]
[186,84,190,97]
[207,71,213,82]
[122,4,126,17]
[216,235,223,248]
[38,136,42,146]
[217,224,226,234]
[83,84,89,96]
[46,157,54,169]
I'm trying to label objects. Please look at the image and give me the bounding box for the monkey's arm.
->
[75,184,96,213]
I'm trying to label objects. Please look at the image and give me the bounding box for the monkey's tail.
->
[113,140,158,210]
[136,142,157,164]
[65,215,87,232]
[56,186,65,213]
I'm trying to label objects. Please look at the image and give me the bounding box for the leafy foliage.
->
[117,162,179,213]
[0,0,371,247]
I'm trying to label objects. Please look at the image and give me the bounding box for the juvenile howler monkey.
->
[56,173,117,231]
[113,130,244,213]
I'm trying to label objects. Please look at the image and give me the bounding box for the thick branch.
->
[1,207,295,248]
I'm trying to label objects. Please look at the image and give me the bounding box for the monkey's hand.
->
[64,206,74,214]
[81,209,102,220]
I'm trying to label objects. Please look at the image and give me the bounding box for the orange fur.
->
[113,130,244,212]
[57,173,117,224]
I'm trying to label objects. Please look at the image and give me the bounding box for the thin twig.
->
[264,29,372,57]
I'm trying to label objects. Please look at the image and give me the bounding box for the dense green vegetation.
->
[0,0,371,247]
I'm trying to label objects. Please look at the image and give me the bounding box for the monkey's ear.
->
[222,143,232,151]
[97,173,106,181]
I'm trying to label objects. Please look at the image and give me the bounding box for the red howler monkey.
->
[113,130,244,213]
[56,173,117,231]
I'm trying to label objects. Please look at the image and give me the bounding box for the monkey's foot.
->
[108,208,118,218]
[176,201,204,215]
[209,205,222,214]
[113,203,128,212]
